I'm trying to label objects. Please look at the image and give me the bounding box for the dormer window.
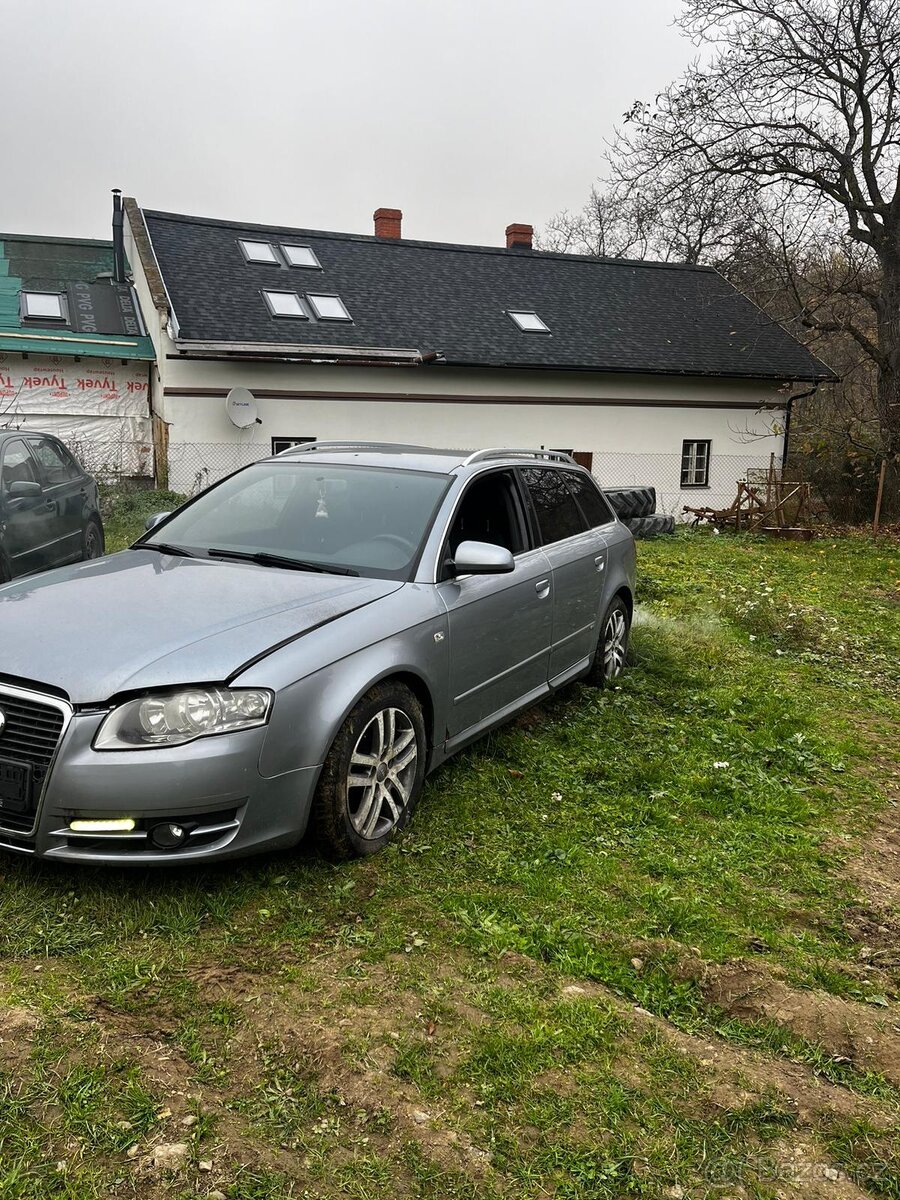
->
[21,291,68,323]
[282,245,322,269]
[262,290,308,318]
[239,240,279,265]
[508,310,550,333]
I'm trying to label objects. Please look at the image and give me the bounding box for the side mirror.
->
[7,480,42,498]
[452,540,515,576]
[144,511,172,531]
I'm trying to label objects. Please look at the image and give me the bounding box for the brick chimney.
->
[374,207,402,239]
[506,223,533,250]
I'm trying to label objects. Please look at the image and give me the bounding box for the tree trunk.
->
[875,252,900,518]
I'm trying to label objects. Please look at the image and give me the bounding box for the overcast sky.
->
[2,0,690,247]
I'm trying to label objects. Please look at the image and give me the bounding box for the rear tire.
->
[586,596,631,687]
[83,518,105,560]
[311,681,426,859]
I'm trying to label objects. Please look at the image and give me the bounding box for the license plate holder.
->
[0,758,33,815]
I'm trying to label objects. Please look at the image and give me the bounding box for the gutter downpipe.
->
[783,383,818,468]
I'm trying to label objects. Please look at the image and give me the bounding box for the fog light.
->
[149,822,187,850]
[69,818,136,833]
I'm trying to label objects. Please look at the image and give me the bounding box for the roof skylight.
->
[308,294,352,322]
[282,245,322,269]
[508,310,550,333]
[240,239,279,264]
[21,291,67,322]
[262,290,308,318]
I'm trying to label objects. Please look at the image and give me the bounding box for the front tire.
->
[312,681,426,859]
[586,596,631,687]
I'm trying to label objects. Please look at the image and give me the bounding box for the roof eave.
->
[172,339,431,366]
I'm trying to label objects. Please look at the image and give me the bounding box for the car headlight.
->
[94,687,273,750]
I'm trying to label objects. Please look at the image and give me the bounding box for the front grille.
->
[0,689,66,829]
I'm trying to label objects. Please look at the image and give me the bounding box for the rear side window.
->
[521,467,587,544]
[563,471,615,527]
[28,438,80,485]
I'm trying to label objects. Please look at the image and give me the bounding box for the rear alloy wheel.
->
[83,518,105,560]
[586,596,631,687]
[312,682,426,858]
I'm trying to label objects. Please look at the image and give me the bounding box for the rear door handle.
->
[535,578,551,598]
[594,554,606,573]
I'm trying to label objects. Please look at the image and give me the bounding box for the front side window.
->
[1,441,40,492]
[446,471,525,559]
[562,471,615,527]
[681,439,711,487]
[28,437,80,485]
[141,462,451,581]
[521,467,587,544]
[21,291,67,322]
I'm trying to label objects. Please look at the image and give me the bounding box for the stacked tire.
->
[603,486,676,538]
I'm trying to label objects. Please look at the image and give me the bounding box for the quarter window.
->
[681,439,711,487]
[562,471,615,527]
[521,467,587,544]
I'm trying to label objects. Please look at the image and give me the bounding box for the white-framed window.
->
[239,239,279,264]
[281,245,322,269]
[508,310,550,333]
[20,291,68,322]
[262,290,308,319]
[307,293,352,321]
[681,439,711,487]
[271,436,315,455]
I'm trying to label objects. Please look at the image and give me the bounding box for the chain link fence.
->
[59,437,780,521]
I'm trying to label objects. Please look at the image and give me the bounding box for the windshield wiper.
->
[137,542,196,558]
[206,548,358,576]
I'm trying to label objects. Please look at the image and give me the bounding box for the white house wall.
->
[159,359,785,513]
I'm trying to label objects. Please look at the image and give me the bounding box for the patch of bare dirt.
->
[699,960,900,1086]
[0,1003,39,1066]
[845,797,900,914]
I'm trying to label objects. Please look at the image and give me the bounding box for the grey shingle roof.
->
[143,209,834,381]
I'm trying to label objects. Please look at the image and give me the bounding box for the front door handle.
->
[535,578,551,599]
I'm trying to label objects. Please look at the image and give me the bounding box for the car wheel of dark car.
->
[312,680,426,858]
[586,596,631,687]
[82,518,105,560]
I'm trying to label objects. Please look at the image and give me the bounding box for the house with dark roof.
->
[123,201,834,506]
[0,197,155,476]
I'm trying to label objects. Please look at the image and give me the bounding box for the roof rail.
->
[460,448,575,467]
[275,440,434,456]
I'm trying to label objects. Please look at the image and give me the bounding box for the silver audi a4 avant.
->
[0,444,635,864]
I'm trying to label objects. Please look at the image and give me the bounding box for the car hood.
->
[0,550,402,703]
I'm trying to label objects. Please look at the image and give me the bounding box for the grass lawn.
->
[1,501,899,1198]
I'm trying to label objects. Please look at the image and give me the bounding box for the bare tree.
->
[612,0,900,467]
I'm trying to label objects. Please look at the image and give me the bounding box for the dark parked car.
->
[0,432,104,581]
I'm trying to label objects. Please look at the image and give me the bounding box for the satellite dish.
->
[225,387,259,428]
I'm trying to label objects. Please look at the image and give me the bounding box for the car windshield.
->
[140,461,452,580]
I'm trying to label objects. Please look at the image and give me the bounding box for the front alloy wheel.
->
[347,707,419,839]
[312,681,426,858]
